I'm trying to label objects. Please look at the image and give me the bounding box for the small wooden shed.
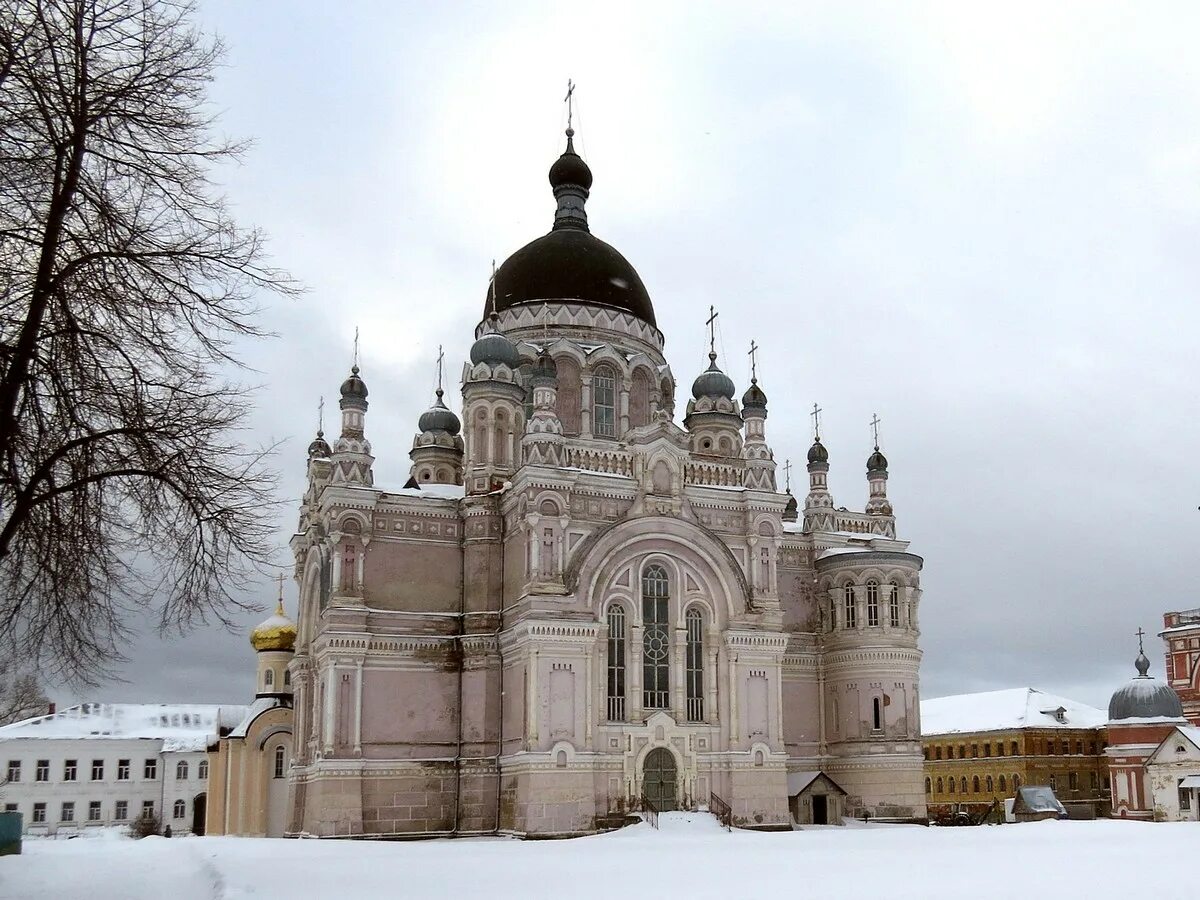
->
[788,772,848,826]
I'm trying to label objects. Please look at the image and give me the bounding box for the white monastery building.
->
[283,123,928,837]
[0,703,245,835]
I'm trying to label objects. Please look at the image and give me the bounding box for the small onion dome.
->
[417,389,461,435]
[783,492,798,522]
[1108,653,1185,720]
[531,350,558,384]
[307,430,332,459]
[470,325,522,369]
[867,448,888,472]
[548,129,593,190]
[340,365,368,400]
[807,438,829,465]
[250,600,296,653]
[691,352,736,400]
[741,378,767,411]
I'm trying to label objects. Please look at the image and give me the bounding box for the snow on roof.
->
[816,547,870,559]
[388,483,465,500]
[920,688,1107,737]
[228,696,290,739]
[1014,785,1066,815]
[0,702,249,751]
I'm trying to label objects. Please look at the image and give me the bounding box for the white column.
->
[353,660,363,755]
[673,625,687,720]
[526,649,539,747]
[322,666,335,755]
[630,622,643,722]
[581,377,593,438]
[705,626,719,724]
[619,379,630,436]
[728,652,739,743]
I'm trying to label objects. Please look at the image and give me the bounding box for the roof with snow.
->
[0,703,248,751]
[1013,786,1067,816]
[920,688,1107,737]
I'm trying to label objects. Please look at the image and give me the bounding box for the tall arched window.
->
[629,369,652,428]
[685,608,704,722]
[593,365,616,438]
[642,565,670,709]
[176,760,188,780]
[948,777,955,794]
[556,357,582,435]
[872,696,883,731]
[264,668,274,688]
[960,777,967,794]
[173,799,186,819]
[843,585,856,628]
[986,775,994,792]
[284,669,291,687]
[866,580,880,626]
[273,745,286,779]
[936,777,943,793]
[606,605,626,721]
[925,777,932,794]
[889,581,901,627]
[999,774,1007,792]
[828,596,836,632]
[972,775,980,793]
[198,760,208,781]
[1013,774,1020,790]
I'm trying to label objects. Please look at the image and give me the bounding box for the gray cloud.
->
[55,1,1200,713]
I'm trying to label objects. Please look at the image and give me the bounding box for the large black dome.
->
[488,229,655,326]
[483,130,656,327]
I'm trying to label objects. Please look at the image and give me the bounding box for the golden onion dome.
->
[250,599,297,652]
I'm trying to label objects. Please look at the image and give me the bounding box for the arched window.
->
[556,357,582,435]
[273,745,286,779]
[340,541,357,592]
[948,777,955,794]
[843,585,856,628]
[960,777,967,794]
[986,775,994,792]
[828,596,836,632]
[593,365,616,438]
[999,774,1007,793]
[1011,741,1018,756]
[264,668,274,688]
[925,777,932,794]
[629,369,652,428]
[889,581,901,627]
[866,580,880,626]
[283,669,291,687]
[1013,773,1020,790]
[642,565,670,709]
[686,608,704,722]
[872,697,882,731]
[173,799,186,819]
[936,777,944,793]
[972,775,980,793]
[198,760,208,781]
[175,760,188,780]
[606,605,626,721]
[493,409,509,466]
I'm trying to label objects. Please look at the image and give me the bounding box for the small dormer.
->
[1040,706,1068,724]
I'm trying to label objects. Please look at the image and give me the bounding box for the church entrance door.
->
[192,793,207,835]
[643,748,677,812]
[812,794,828,825]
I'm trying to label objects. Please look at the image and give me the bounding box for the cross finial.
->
[352,326,360,372]
[706,305,719,356]
[1136,627,1146,654]
[435,345,445,398]
[870,413,882,450]
[748,340,759,381]
[564,79,575,132]
[783,458,793,493]
[275,572,285,615]
[489,259,498,320]
[317,396,325,436]
[811,402,822,440]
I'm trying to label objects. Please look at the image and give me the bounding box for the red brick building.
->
[1160,609,1200,726]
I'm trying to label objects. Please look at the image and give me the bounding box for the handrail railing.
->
[709,791,732,831]
[641,793,660,830]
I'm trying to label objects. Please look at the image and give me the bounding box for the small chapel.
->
[283,121,928,837]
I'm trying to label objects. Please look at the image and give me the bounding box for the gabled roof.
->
[0,702,247,752]
[1146,725,1200,766]
[786,771,847,795]
[921,688,1107,736]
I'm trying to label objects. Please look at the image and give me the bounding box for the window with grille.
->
[686,608,704,722]
[593,366,616,438]
[866,581,880,626]
[642,565,670,709]
[844,586,856,628]
[889,581,901,626]
[606,605,626,721]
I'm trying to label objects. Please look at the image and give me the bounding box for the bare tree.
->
[0,663,48,725]
[0,0,296,680]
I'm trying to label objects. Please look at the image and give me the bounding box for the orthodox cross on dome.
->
[275,572,286,613]
[870,413,882,450]
[811,402,822,440]
[435,344,445,396]
[564,79,575,132]
[782,458,792,493]
[352,326,360,371]
[489,259,498,319]
[317,396,325,436]
[1136,626,1146,655]
[706,305,719,356]
[748,340,759,381]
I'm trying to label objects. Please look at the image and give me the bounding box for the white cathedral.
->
[283,125,927,837]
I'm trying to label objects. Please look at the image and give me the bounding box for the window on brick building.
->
[986,775,993,792]
[984,743,991,757]
[948,778,955,794]
[936,777,944,793]
[960,777,967,794]
[972,775,980,793]
[999,775,1007,792]
[1011,741,1018,756]
[925,777,931,794]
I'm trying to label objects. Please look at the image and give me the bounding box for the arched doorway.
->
[643,748,677,812]
[192,793,206,836]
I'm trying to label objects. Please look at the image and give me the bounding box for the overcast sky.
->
[54,1,1200,713]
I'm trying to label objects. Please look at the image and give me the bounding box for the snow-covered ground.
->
[1,812,1193,899]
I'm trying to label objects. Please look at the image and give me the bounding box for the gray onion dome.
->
[1108,653,1185,720]
[807,438,829,465]
[783,492,798,522]
[691,352,735,400]
[417,389,461,435]
[742,378,767,411]
[340,365,368,400]
[470,322,522,369]
[867,448,888,472]
[307,431,332,459]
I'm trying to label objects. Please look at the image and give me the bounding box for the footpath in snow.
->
[2,814,1196,900]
